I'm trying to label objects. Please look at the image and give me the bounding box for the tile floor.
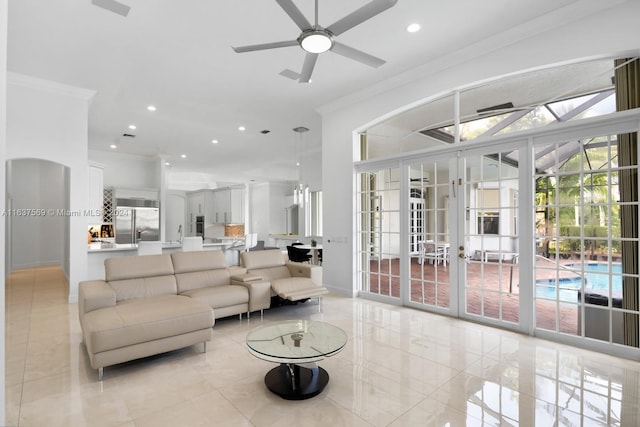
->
[5,266,640,426]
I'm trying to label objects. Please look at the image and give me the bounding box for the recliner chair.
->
[240,249,328,305]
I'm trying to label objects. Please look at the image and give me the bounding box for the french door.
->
[455,146,523,330]
[403,145,523,331]
[356,114,640,357]
[406,158,454,315]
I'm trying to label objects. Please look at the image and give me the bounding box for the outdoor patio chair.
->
[419,240,447,266]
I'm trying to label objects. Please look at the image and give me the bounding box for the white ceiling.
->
[8,0,598,184]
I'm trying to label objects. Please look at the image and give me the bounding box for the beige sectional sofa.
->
[240,249,328,303]
[171,250,271,319]
[78,250,270,380]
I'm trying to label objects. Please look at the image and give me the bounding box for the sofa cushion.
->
[181,285,248,309]
[83,295,213,354]
[105,254,174,281]
[109,275,178,302]
[175,269,231,294]
[171,250,227,273]
[240,249,286,270]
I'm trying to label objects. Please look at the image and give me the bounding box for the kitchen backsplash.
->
[224,224,244,237]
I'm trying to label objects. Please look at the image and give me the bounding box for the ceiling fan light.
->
[300,31,332,54]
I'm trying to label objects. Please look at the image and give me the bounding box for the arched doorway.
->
[6,158,70,277]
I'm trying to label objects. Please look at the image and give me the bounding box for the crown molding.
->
[8,72,96,102]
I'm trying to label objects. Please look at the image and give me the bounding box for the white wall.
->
[8,159,67,269]
[248,181,292,243]
[320,1,640,296]
[166,191,186,242]
[249,182,270,241]
[7,73,95,304]
[300,146,322,192]
[269,182,292,236]
[88,149,157,189]
[166,170,219,191]
[1,0,8,421]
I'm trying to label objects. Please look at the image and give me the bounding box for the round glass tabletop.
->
[246,320,347,364]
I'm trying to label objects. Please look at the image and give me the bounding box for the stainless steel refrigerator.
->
[114,198,160,244]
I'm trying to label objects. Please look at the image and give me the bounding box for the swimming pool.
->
[536,263,623,302]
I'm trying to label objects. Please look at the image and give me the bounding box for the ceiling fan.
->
[232,0,397,83]
[91,0,130,17]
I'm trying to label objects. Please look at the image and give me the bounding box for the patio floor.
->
[367,257,579,335]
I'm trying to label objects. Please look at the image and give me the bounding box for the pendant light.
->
[292,126,309,207]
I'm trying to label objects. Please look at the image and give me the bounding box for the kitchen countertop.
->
[87,241,227,253]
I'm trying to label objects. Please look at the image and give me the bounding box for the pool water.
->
[536,263,623,302]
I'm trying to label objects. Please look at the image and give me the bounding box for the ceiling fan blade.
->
[331,42,385,68]
[326,0,397,36]
[279,69,301,80]
[92,0,130,17]
[275,0,312,31]
[299,53,318,83]
[232,40,298,53]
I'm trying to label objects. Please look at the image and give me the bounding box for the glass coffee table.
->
[246,320,347,400]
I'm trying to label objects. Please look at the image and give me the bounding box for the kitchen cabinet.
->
[211,190,227,224]
[211,188,244,224]
[186,191,207,235]
[188,192,205,216]
[186,187,244,229]
[114,188,158,201]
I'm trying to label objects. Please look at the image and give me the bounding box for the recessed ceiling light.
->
[296,161,300,166]
[165,162,170,166]
[128,124,136,130]
[147,105,157,111]
[211,139,219,144]
[110,144,117,149]
[406,23,420,33]
[238,126,246,131]
[181,154,187,158]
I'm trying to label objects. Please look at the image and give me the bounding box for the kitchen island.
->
[268,234,302,249]
[87,241,236,280]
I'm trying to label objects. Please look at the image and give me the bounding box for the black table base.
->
[264,363,329,400]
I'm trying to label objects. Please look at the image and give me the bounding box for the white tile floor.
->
[5,266,640,426]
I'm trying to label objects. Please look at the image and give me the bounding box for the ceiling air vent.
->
[477,102,514,115]
[122,133,136,138]
[260,130,271,134]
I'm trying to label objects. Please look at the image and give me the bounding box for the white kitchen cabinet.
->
[186,187,244,227]
[211,189,228,224]
[186,191,206,235]
[188,192,205,216]
[114,188,159,201]
[211,188,244,224]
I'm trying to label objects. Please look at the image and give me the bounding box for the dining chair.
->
[137,241,162,255]
[181,236,203,251]
[286,245,312,263]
